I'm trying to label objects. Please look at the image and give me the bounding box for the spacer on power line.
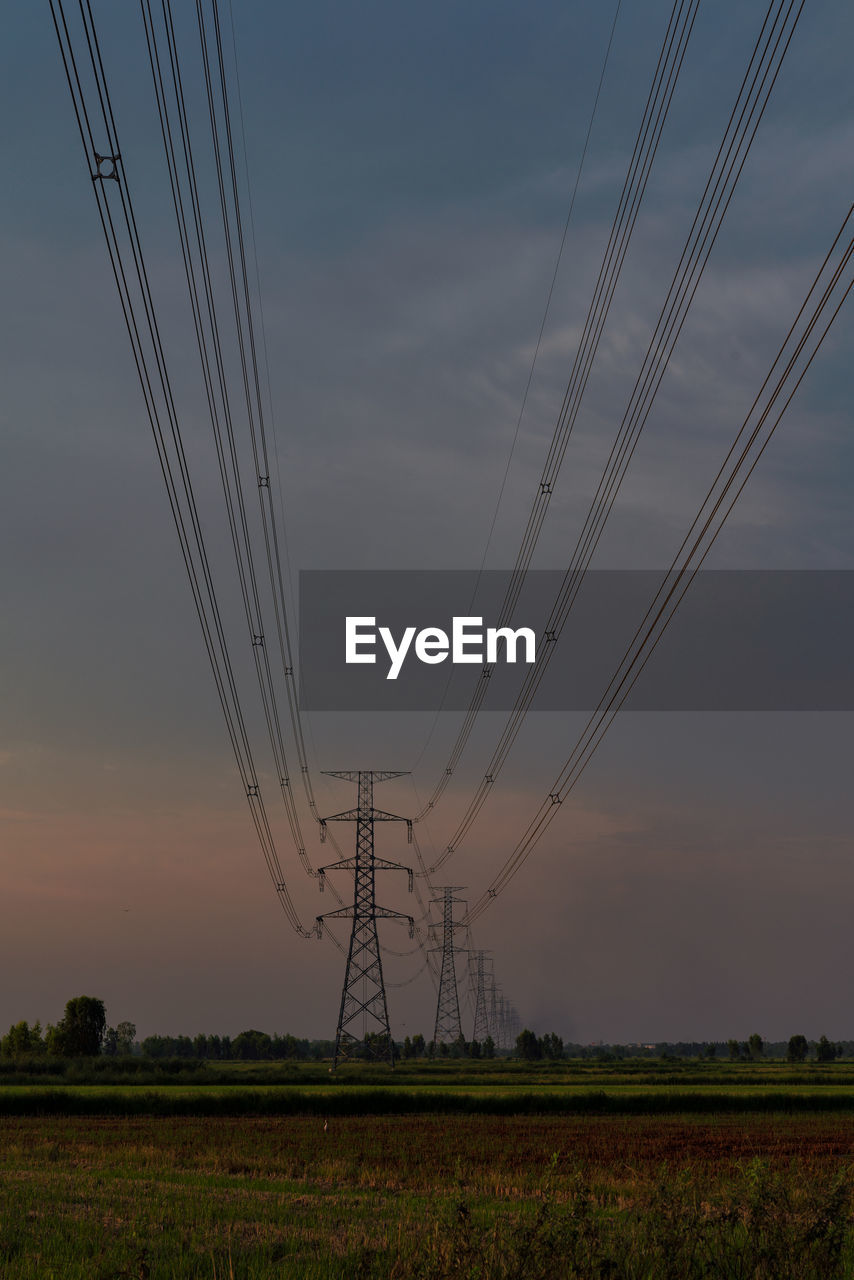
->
[280,776,290,788]
[540,481,552,495]
[488,888,497,898]
[92,152,120,182]
[545,630,557,642]
[481,666,491,679]
[484,774,494,784]
[258,475,270,488]
[445,768,453,776]
[549,793,562,805]
[252,634,264,647]
[285,666,293,677]
[247,784,259,797]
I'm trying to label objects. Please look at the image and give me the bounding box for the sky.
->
[1,0,853,1045]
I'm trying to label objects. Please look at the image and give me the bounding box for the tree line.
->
[0,998,134,1058]
[1,1000,847,1064]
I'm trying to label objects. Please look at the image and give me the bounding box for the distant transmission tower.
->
[471,950,491,1043]
[429,886,466,1045]
[507,1005,520,1048]
[493,991,506,1050]
[317,771,413,1068]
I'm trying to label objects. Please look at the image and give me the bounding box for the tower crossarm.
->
[319,854,412,890]
[320,810,412,843]
[317,905,414,933]
[324,770,407,784]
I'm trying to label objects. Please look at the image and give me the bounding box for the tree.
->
[816,1034,839,1063]
[541,1033,564,1061]
[516,1029,542,1061]
[748,1033,764,1062]
[727,1039,742,1061]
[1,1020,44,1057]
[468,1039,481,1059]
[232,1029,272,1060]
[412,1034,426,1058]
[55,997,106,1056]
[787,1034,809,1063]
[483,1035,496,1060]
[704,1043,717,1060]
[105,1021,136,1056]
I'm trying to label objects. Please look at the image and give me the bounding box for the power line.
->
[408,0,623,775]
[195,0,355,880]
[423,0,805,874]
[412,0,701,818]
[466,197,854,923]
[144,0,352,913]
[49,0,313,937]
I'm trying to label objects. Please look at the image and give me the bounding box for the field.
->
[4,1063,854,1276]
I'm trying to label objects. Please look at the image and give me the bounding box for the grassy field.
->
[4,1063,854,1276]
[3,1111,854,1277]
[4,1059,854,1116]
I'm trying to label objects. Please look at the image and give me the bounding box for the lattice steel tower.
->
[429,886,466,1045]
[316,771,413,1068]
[471,950,492,1043]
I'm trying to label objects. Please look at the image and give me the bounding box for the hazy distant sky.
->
[1,0,853,1044]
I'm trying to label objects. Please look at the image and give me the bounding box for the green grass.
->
[5,1058,854,1116]
[8,1055,854,1091]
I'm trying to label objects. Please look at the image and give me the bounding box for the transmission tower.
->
[429,886,466,1045]
[491,985,505,1050]
[488,972,498,1044]
[494,988,507,1049]
[507,1005,520,1048]
[317,771,413,1068]
[471,950,492,1043]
